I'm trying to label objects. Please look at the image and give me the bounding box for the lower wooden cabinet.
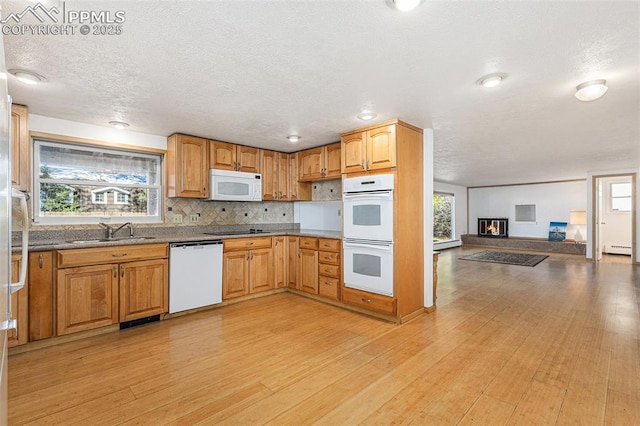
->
[8,254,28,347]
[57,264,119,335]
[28,251,55,341]
[119,259,168,322]
[286,236,299,289]
[342,286,396,316]
[318,238,341,301]
[222,237,273,299]
[299,248,318,295]
[273,236,286,288]
[56,244,168,336]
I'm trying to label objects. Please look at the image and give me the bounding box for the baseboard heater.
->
[120,314,160,330]
[605,244,632,255]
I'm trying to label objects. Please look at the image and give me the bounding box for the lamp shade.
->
[569,210,587,225]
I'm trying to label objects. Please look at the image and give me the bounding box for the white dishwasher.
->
[169,240,223,313]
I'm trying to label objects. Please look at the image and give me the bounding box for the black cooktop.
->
[203,229,268,236]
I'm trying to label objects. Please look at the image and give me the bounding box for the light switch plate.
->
[173,214,183,223]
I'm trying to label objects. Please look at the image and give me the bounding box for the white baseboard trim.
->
[434,240,462,250]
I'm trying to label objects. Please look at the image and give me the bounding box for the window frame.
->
[433,191,455,243]
[609,182,632,213]
[32,135,164,225]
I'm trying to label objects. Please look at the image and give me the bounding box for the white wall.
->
[434,181,467,249]
[424,129,434,308]
[468,180,587,239]
[294,201,341,231]
[29,114,167,150]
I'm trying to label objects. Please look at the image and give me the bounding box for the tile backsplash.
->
[165,199,294,226]
[312,179,342,201]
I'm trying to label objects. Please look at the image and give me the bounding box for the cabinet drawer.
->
[299,237,318,250]
[342,287,396,316]
[318,263,340,278]
[224,237,272,252]
[319,251,340,265]
[57,243,168,268]
[319,276,340,300]
[318,238,340,252]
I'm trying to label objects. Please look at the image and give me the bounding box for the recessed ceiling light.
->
[287,135,301,143]
[476,73,506,88]
[109,120,130,129]
[392,0,422,12]
[575,79,608,102]
[8,69,46,85]
[357,110,377,121]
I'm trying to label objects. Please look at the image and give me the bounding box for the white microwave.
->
[208,169,262,201]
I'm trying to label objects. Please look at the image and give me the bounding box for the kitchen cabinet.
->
[277,152,290,201]
[273,236,286,288]
[341,124,396,174]
[298,142,341,182]
[209,140,261,173]
[341,119,425,322]
[261,150,291,201]
[288,153,311,201]
[318,238,341,301]
[56,243,168,335]
[286,236,299,289]
[28,251,55,341]
[8,254,28,347]
[11,104,29,191]
[166,134,208,198]
[298,237,318,295]
[222,237,273,299]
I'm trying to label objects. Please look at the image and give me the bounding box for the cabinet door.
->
[222,251,249,299]
[298,147,324,181]
[261,150,278,200]
[273,236,286,288]
[278,153,290,201]
[289,153,311,201]
[209,140,236,171]
[249,248,274,293]
[168,134,208,198]
[286,237,299,289]
[11,104,29,191]
[299,248,318,295]
[56,264,119,336]
[341,131,366,174]
[8,255,28,347]
[367,125,397,171]
[119,259,168,322]
[323,143,342,179]
[237,146,261,173]
[28,251,54,341]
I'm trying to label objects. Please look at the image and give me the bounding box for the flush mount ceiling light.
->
[476,73,506,88]
[391,0,422,12]
[287,135,301,143]
[575,79,608,102]
[8,69,46,85]
[109,120,130,129]
[357,110,377,121]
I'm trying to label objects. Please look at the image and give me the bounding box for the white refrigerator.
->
[0,27,11,423]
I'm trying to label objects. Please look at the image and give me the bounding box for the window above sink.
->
[32,136,163,225]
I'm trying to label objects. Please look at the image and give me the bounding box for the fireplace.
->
[478,218,509,238]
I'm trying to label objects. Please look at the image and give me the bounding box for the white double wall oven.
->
[343,174,394,296]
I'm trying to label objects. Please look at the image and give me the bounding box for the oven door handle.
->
[343,190,392,200]
[344,240,393,252]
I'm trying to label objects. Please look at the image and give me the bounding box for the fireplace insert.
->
[478,218,509,238]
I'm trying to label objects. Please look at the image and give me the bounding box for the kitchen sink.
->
[66,236,156,244]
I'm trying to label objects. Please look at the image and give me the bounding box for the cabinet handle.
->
[361,161,365,170]
[38,254,43,269]
[246,252,250,260]
[366,160,370,170]
[250,252,254,260]
[323,281,331,286]
[323,255,331,260]
[112,253,128,258]
[245,241,254,245]
[298,250,301,258]
[324,269,332,274]
[121,267,125,278]
[362,298,371,303]
[113,266,118,278]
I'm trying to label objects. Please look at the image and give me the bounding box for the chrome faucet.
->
[99,222,134,239]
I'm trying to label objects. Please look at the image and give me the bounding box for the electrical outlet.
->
[173,214,183,223]
[190,214,200,223]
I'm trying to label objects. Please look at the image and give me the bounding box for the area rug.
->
[460,251,548,267]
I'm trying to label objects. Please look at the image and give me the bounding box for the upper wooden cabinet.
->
[288,153,311,201]
[262,151,295,201]
[11,104,29,191]
[166,134,208,198]
[209,140,260,173]
[342,123,397,174]
[298,142,341,182]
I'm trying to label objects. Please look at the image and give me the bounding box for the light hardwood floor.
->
[8,247,640,425]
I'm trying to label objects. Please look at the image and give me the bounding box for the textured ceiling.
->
[2,0,639,186]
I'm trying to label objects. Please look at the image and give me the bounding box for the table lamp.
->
[569,210,587,243]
